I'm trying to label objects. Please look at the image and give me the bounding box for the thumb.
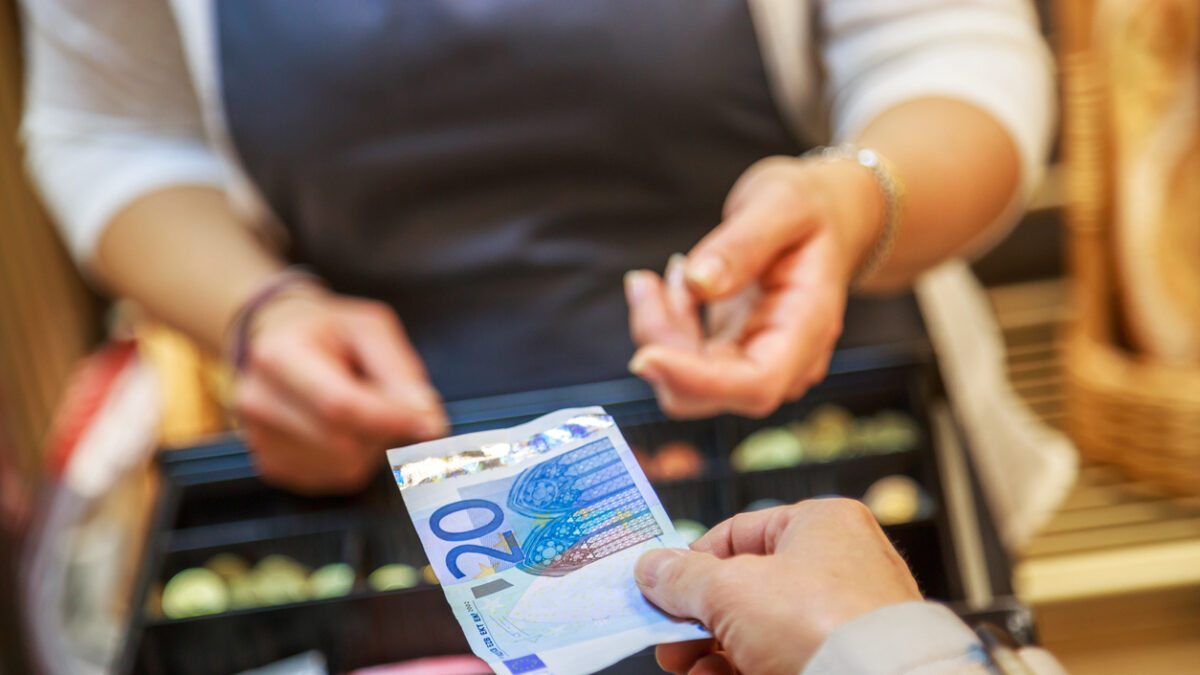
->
[635,548,725,623]
[685,187,814,300]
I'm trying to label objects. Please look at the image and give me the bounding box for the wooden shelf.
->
[988,278,1200,671]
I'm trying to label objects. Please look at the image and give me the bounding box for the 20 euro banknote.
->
[387,407,709,675]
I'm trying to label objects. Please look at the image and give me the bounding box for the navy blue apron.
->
[218,0,805,400]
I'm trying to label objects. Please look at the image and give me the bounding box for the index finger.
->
[342,307,448,427]
[684,181,816,300]
[655,638,720,675]
[634,244,845,417]
[689,505,797,558]
[631,345,781,417]
[259,340,436,440]
[693,499,889,559]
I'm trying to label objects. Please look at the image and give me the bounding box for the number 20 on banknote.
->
[416,436,666,585]
[429,499,525,579]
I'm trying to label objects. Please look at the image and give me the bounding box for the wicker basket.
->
[1060,0,1200,495]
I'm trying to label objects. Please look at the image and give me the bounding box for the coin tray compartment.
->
[142,519,465,674]
[171,478,366,530]
[649,476,728,528]
[121,353,1008,674]
[139,584,461,675]
[159,529,360,583]
[363,518,432,572]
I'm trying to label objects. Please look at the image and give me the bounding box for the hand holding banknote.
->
[390,408,709,675]
[635,499,922,675]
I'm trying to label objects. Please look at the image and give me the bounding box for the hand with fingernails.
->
[624,155,886,419]
[235,286,448,494]
[635,499,923,675]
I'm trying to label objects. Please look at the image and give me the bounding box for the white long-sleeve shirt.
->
[18,0,1054,267]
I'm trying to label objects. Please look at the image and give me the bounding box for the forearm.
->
[849,98,1022,292]
[94,186,286,351]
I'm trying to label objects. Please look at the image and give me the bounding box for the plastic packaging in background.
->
[23,342,163,675]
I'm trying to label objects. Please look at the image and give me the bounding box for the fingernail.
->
[686,255,727,294]
[628,352,660,382]
[408,389,448,437]
[665,253,688,286]
[421,413,449,438]
[635,548,684,588]
[406,389,441,414]
[624,270,646,299]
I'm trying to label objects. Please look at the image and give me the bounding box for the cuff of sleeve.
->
[23,131,229,270]
[801,601,989,675]
[68,143,228,269]
[828,14,1057,204]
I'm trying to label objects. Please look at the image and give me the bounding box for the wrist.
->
[816,158,886,280]
[246,283,328,336]
[802,144,903,288]
[225,267,328,370]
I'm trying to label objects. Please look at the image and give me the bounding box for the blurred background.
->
[3,0,1200,674]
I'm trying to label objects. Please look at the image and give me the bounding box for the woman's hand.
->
[635,499,923,675]
[234,287,448,494]
[626,155,885,419]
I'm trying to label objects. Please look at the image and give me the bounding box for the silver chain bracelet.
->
[803,143,905,288]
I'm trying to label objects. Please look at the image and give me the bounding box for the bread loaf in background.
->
[1100,0,1200,364]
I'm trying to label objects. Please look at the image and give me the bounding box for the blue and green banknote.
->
[388,407,708,675]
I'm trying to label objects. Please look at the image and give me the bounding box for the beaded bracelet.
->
[804,143,905,288]
[225,266,326,371]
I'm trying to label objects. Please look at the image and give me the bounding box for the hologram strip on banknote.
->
[388,407,708,675]
[394,413,615,489]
